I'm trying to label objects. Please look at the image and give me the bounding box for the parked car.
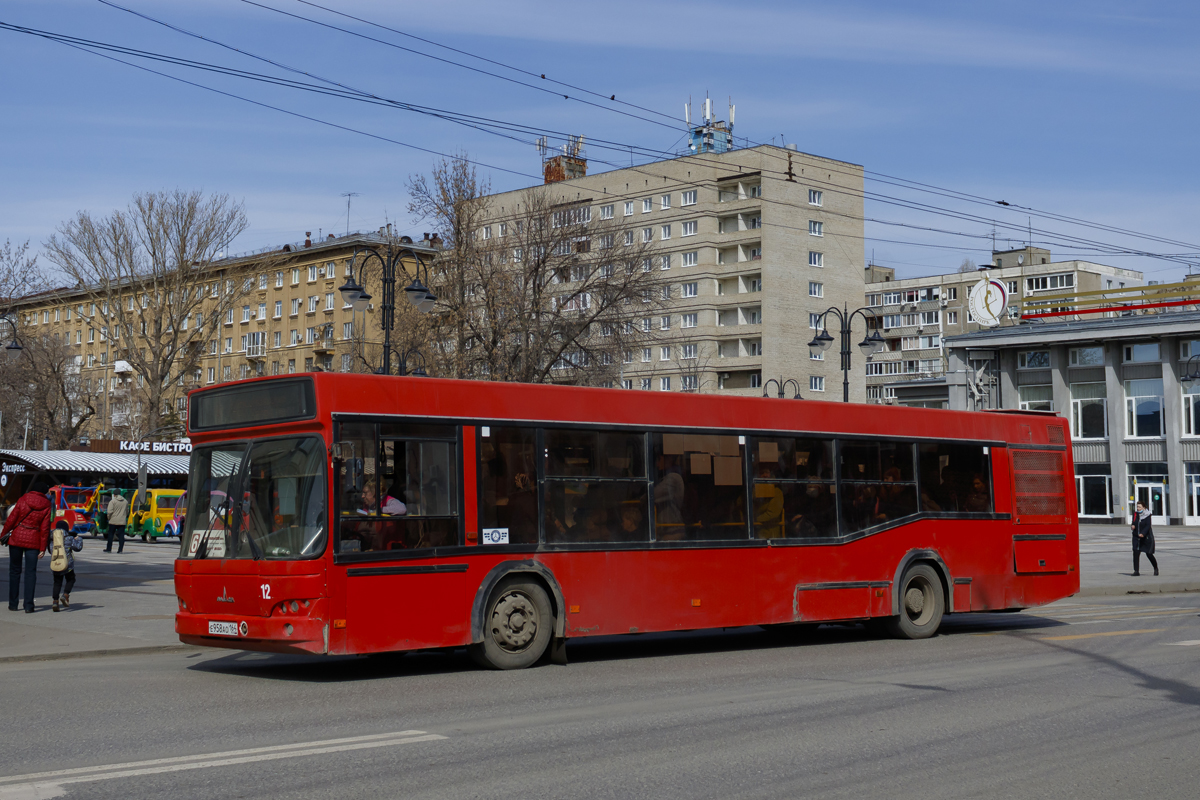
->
[47,485,99,536]
[163,491,187,539]
[130,489,186,543]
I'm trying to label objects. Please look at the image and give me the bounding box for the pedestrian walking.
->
[48,520,83,611]
[105,490,129,553]
[2,479,53,613]
[1132,501,1159,576]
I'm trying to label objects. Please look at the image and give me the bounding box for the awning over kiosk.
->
[0,450,190,476]
[0,449,189,505]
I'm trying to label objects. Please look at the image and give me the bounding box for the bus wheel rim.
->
[491,591,538,652]
[904,578,934,626]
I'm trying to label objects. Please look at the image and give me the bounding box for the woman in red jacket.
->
[3,480,53,613]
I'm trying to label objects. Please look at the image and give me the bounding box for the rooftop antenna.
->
[340,192,360,236]
[535,136,548,158]
[728,96,735,127]
[685,98,691,125]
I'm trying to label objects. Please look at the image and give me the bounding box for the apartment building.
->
[863,248,1142,406]
[482,143,867,400]
[10,230,435,437]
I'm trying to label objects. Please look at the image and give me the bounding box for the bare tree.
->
[43,190,265,435]
[958,258,977,273]
[408,157,667,385]
[0,327,101,449]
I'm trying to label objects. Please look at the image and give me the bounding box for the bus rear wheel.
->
[886,564,944,640]
[472,578,554,670]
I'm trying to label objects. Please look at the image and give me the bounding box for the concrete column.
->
[999,350,1018,409]
[1163,336,1185,524]
[1104,342,1128,522]
[1052,345,1070,420]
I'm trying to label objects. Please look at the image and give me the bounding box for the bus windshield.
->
[180,436,327,560]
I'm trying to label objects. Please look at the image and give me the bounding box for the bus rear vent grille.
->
[1047,424,1065,445]
[1013,449,1066,517]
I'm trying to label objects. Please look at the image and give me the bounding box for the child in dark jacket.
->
[48,521,83,611]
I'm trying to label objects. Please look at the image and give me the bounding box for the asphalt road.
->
[3,594,1199,799]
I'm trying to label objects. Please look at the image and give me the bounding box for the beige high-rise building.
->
[484,143,867,400]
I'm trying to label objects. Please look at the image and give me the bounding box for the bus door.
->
[331,421,471,655]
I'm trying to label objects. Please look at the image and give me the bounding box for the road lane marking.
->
[1165,640,1200,646]
[1038,629,1164,641]
[0,730,446,793]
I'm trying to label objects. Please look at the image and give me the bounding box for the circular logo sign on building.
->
[968,278,1009,328]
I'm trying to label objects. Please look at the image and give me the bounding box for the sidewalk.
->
[0,538,185,663]
[3,524,1199,663]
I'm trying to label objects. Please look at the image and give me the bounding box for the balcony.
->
[245,343,266,359]
[312,339,334,354]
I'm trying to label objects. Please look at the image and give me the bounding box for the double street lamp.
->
[808,304,886,402]
[338,244,436,376]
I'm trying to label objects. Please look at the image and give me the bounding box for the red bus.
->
[174,374,1079,669]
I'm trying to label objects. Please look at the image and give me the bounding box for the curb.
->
[0,644,200,665]
[1076,584,1200,598]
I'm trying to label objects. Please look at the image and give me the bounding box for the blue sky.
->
[3,0,1200,282]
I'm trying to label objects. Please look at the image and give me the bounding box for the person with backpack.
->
[47,520,83,611]
[2,479,53,613]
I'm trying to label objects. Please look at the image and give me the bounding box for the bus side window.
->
[839,441,918,534]
[543,429,649,545]
[751,437,837,539]
[479,427,538,544]
[337,423,375,522]
[650,432,746,542]
[918,443,992,513]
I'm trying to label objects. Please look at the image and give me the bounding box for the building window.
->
[682,282,699,299]
[600,204,614,220]
[661,195,671,210]
[808,221,823,237]
[883,291,902,305]
[681,251,698,268]
[946,311,959,324]
[920,311,940,325]
[810,349,823,360]
[661,225,672,240]
[242,305,251,322]
[810,376,825,392]
[273,331,281,347]
[624,202,634,217]
[325,293,335,310]
[343,322,353,339]
[1019,385,1053,412]
[1070,346,1104,366]
[642,349,652,363]
[660,255,671,270]
[809,251,823,268]
[1006,281,1018,295]
[681,313,698,328]
[681,344,698,360]
[945,287,958,300]
[660,316,671,331]
[307,265,318,282]
[1124,342,1161,363]
[808,189,823,206]
[207,367,215,384]
[1026,273,1075,292]
[274,301,282,318]
[642,198,652,213]
[682,221,697,237]
[1184,383,1200,437]
[660,347,671,361]
[1126,379,1164,438]
[1071,383,1108,440]
[809,282,823,298]
[290,298,300,316]
[642,228,653,243]
[1018,350,1051,369]
[747,340,762,356]
[290,330,300,346]
[809,313,821,329]
[749,215,761,229]
[308,296,319,313]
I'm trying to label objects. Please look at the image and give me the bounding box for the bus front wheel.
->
[472,578,554,670]
[886,564,944,640]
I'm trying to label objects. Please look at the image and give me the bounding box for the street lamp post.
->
[1,316,23,354]
[808,304,886,402]
[338,244,436,376]
[762,378,802,400]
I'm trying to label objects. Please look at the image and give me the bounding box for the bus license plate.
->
[208,621,239,637]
